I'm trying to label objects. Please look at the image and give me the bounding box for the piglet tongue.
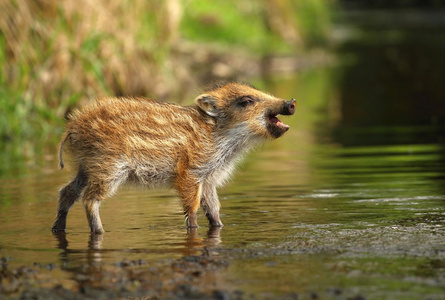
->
[278,120,290,130]
[270,115,290,130]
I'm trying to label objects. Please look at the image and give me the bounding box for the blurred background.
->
[1,0,444,170]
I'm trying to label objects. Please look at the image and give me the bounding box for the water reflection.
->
[52,233,103,270]
[335,12,445,128]
[331,9,445,148]
[51,227,222,270]
[185,227,222,252]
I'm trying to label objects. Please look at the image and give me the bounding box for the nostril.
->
[288,99,296,115]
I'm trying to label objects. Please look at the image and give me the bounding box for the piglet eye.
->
[239,96,255,107]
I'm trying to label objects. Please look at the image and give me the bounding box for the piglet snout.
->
[282,99,296,115]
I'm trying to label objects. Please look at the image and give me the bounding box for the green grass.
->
[182,0,332,53]
[181,1,289,53]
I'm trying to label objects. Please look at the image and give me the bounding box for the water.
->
[2,11,445,300]
[1,96,445,299]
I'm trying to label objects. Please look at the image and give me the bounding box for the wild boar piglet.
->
[52,82,296,234]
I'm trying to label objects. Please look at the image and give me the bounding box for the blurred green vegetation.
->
[181,0,331,52]
[0,0,332,171]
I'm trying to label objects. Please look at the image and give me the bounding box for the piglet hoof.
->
[186,224,199,229]
[52,218,67,233]
[91,228,105,235]
[186,212,199,228]
[51,222,67,233]
[208,217,223,228]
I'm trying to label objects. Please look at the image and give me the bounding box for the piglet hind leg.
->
[52,170,87,232]
[201,184,223,228]
[83,183,106,235]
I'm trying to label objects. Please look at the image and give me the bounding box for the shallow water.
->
[1,103,445,299]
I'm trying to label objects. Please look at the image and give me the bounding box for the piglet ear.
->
[195,94,219,117]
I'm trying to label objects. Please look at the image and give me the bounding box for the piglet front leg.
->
[201,183,223,227]
[175,171,201,228]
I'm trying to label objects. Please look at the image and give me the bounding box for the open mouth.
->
[267,114,290,131]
